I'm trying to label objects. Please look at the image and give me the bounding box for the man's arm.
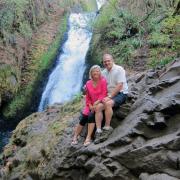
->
[102,83,123,103]
[109,67,125,98]
[109,82,123,98]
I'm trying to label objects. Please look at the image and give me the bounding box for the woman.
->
[72,65,107,146]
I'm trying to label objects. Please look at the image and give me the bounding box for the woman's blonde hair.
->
[89,65,101,79]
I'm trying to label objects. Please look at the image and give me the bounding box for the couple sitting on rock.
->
[72,53,128,146]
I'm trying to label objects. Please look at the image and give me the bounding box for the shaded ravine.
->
[0,119,12,153]
[0,0,106,153]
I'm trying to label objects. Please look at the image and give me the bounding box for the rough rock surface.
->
[0,59,180,179]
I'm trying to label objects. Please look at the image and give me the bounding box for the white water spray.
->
[38,1,106,111]
[96,0,107,10]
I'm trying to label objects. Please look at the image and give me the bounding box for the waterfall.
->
[38,13,94,111]
[38,1,106,112]
[96,0,107,10]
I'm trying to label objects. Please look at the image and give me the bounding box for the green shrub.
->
[148,47,176,68]
[94,0,119,31]
[162,16,180,34]
[0,0,66,43]
[129,38,143,49]
[0,8,14,32]
[149,55,175,68]
[72,92,83,104]
[148,32,170,47]
[159,56,174,66]
[109,40,135,65]
[145,16,161,33]
[19,21,33,39]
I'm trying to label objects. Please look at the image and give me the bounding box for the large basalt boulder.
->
[0,59,180,179]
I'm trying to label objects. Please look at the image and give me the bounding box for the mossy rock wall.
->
[0,0,59,107]
[0,0,97,121]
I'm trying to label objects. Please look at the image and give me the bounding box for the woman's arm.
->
[98,78,108,101]
[85,83,95,112]
[85,87,91,106]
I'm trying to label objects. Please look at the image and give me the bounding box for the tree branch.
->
[173,0,180,15]
[139,0,157,24]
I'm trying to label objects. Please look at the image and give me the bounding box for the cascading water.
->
[38,0,106,111]
[38,13,95,111]
[96,0,107,10]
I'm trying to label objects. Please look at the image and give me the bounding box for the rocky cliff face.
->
[0,59,180,179]
[0,0,97,120]
[0,0,56,108]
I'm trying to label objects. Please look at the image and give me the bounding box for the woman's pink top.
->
[83,77,107,115]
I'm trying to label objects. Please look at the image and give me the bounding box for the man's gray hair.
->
[103,53,113,61]
[89,65,101,79]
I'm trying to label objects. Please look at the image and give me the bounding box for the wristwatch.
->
[108,94,112,98]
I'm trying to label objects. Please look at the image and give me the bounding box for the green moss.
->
[0,64,19,98]
[19,21,33,39]
[39,17,67,71]
[58,0,97,12]
[48,121,67,136]
[80,0,97,12]
[60,96,83,117]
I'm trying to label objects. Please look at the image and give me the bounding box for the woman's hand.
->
[93,100,100,106]
[92,100,100,111]
[89,104,95,112]
[102,97,111,103]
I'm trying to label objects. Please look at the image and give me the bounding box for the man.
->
[94,53,128,137]
[102,53,128,130]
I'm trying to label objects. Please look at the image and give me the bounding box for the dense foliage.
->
[89,0,179,69]
[0,0,47,44]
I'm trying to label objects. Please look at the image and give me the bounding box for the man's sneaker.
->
[103,126,113,131]
[94,127,114,144]
[94,131,102,144]
[96,128,102,133]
